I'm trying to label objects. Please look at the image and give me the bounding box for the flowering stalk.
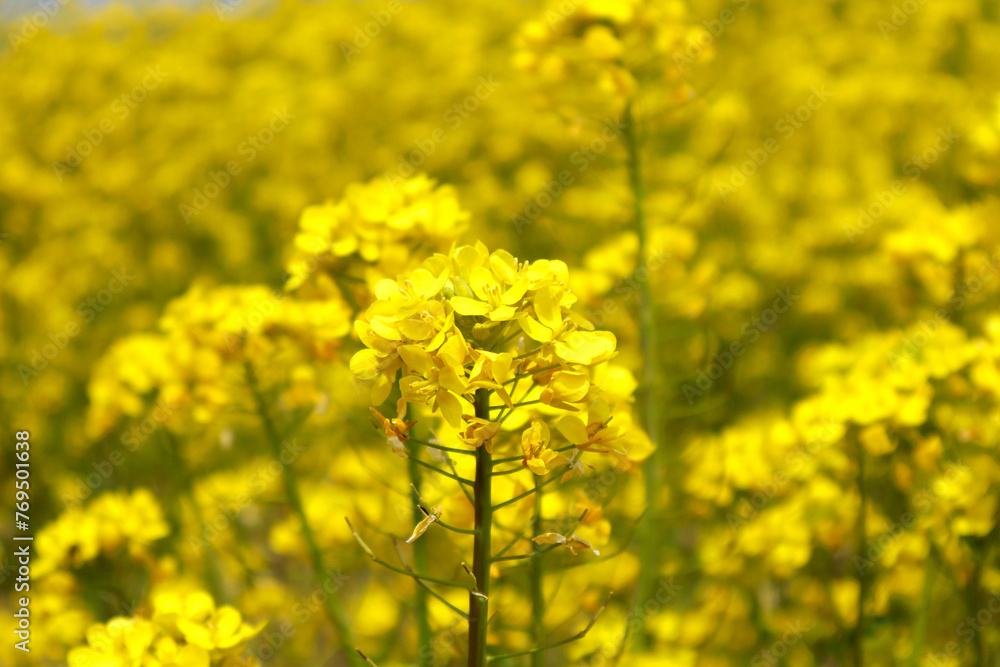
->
[245,363,362,667]
[624,102,663,650]
[351,241,630,666]
[469,387,493,667]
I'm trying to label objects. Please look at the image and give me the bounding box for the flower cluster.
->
[86,284,351,438]
[285,174,469,296]
[352,241,628,467]
[35,489,169,578]
[67,591,263,667]
[513,0,700,119]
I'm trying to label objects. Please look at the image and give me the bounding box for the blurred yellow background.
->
[2,0,1000,665]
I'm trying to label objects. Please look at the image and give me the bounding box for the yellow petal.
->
[526,458,551,475]
[438,334,468,368]
[177,618,215,650]
[398,345,433,375]
[493,353,514,384]
[533,287,563,331]
[518,315,553,343]
[501,276,530,305]
[350,349,381,380]
[554,415,589,445]
[437,390,463,427]
[490,249,518,283]
[398,319,434,340]
[451,296,491,316]
[470,266,497,301]
[554,331,617,365]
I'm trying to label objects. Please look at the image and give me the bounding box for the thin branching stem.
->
[435,518,479,536]
[486,593,612,662]
[492,468,566,511]
[491,522,533,560]
[392,539,470,620]
[492,465,527,476]
[445,457,477,506]
[408,437,477,457]
[490,400,542,411]
[410,457,475,486]
[502,365,560,385]
[406,417,433,667]
[346,519,472,591]
[245,363,362,667]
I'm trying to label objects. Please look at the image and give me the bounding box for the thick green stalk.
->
[624,103,662,651]
[408,435,433,667]
[530,478,545,667]
[468,388,493,667]
[245,364,362,667]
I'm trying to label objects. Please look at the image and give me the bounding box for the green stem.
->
[624,102,662,652]
[492,469,564,511]
[492,523,532,560]
[502,365,560,385]
[490,400,542,411]
[245,363,362,667]
[854,439,866,667]
[408,437,477,457]
[162,431,225,601]
[530,478,545,667]
[468,388,493,667]
[410,457,475,486]
[486,594,611,662]
[906,556,935,667]
[408,429,433,667]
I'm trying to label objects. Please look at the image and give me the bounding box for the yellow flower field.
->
[2,0,1000,665]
